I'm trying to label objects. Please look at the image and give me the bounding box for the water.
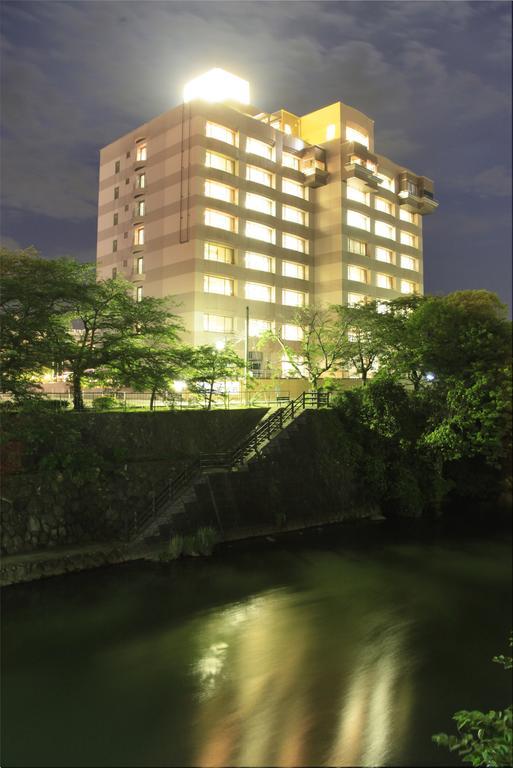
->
[1,522,511,767]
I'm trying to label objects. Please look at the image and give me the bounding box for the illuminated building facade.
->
[96,69,438,377]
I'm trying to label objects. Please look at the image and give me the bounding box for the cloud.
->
[471,166,513,198]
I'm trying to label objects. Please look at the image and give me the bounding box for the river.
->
[1,520,511,767]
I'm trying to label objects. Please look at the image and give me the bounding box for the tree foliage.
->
[433,635,513,767]
[187,344,245,409]
[259,305,349,390]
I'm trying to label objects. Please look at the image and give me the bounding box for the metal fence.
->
[1,390,297,410]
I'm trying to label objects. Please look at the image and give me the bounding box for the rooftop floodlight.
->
[183,68,250,105]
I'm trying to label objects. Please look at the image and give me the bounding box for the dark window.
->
[113,213,118,225]
[125,178,130,185]
[115,160,120,174]
[114,187,119,200]
[113,240,118,252]
[124,232,128,239]
[124,204,129,211]
[112,267,117,278]
[122,260,127,267]
[126,151,131,158]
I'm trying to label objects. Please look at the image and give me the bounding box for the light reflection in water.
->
[192,590,414,767]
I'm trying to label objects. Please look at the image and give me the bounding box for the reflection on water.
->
[1,527,511,767]
[192,591,413,767]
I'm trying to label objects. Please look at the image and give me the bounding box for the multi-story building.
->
[96,69,437,378]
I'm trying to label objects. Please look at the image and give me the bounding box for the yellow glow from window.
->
[326,124,336,140]
[249,319,272,336]
[184,68,250,104]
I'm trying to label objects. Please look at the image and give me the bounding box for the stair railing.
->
[132,390,329,538]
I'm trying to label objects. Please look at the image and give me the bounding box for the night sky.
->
[1,1,511,310]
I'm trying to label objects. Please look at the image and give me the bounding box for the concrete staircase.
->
[131,392,329,545]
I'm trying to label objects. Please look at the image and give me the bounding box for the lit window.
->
[282,289,306,307]
[401,279,416,294]
[281,356,303,377]
[400,231,417,248]
[137,173,146,189]
[346,126,369,148]
[204,242,234,264]
[204,275,234,296]
[136,143,147,162]
[246,137,273,161]
[400,255,417,271]
[347,293,366,306]
[348,265,368,283]
[408,180,418,195]
[375,247,394,264]
[245,221,275,243]
[204,314,233,332]
[284,124,292,135]
[245,252,273,272]
[245,192,275,216]
[326,124,336,140]
[134,226,145,246]
[114,187,119,199]
[112,239,118,252]
[205,209,236,232]
[115,161,120,174]
[375,197,393,215]
[205,179,236,203]
[399,208,415,224]
[375,221,396,240]
[282,324,303,341]
[282,178,304,198]
[282,152,299,170]
[246,165,273,187]
[137,200,145,217]
[282,205,306,225]
[249,319,273,336]
[136,286,143,302]
[206,121,236,145]
[282,233,306,253]
[376,273,393,290]
[245,282,274,302]
[348,238,367,256]
[376,173,394,192]
[137,256,144,274]
[282,261,306,280]
[205,151,235,174]
[347,210,370,231]
[346,185,369,205]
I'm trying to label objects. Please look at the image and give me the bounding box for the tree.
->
[372,295,428,391]
[0,248,81,400]
[187,345,244,410]
[334,301,384,385]
[259,306,348,391]
[56,272,185,410]
[433,635,512,767]
[95,340,193,410]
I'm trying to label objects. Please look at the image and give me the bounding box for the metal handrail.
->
[132,390,329,538]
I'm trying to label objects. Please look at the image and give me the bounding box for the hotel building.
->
[96,69,438,378]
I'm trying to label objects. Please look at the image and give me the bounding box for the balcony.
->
[299,145,328,188]
[397,172,438,215]
[344,162,380,190]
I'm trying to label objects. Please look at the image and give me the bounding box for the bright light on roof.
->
[183,68,250,105]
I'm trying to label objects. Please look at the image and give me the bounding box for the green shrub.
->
[92,395,120,411]
[194,526,219,556]
[167,534,184,560]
